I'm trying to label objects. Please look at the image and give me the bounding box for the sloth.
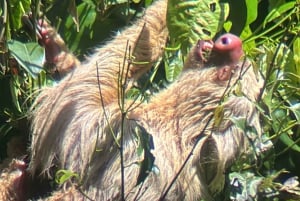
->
[0,0,264,200]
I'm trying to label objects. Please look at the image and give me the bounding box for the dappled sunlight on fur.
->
[0,0,266,200]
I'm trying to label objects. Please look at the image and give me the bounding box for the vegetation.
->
[0,0,299,200]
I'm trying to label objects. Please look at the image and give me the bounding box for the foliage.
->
[55,169,80,185]
[167,0,229,52]
[167,0,299,199]
[0,0,300,200]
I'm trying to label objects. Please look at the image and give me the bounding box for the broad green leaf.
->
[7,40,45,79]
[65,1,97,52]
[167,0,229,53]
[164,51,183,82]
[263,2,296,28]
[229,172,263,200]
[9,0,31,30]
[245,0,258,26]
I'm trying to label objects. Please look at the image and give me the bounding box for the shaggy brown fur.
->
[0,159,27,200]
[1,0,264,200]
[128,60,262,201]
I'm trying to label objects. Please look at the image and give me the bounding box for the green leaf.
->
[132,0,142,3]
[270,107,300,152]
[293,37,300,75]
[164,51,183,82]
[9,0,31,30]
[126,87,142,100]
[167,0,229,53]
[240,26,256,54]
[68,0,79,32]
[213,105,224,129]
[279,133,300,153]
[55,169,80,185]
[289,103,300,121]
[7,40,45,79]
[65,1,97,52]
[263,2,296,28]
[244,0,258,26]
[229,172,263,200]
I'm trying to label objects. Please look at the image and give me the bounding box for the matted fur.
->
[26,0,264,200]
[0,159,27,200]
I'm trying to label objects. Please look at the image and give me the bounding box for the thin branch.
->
[96,61,120,147]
